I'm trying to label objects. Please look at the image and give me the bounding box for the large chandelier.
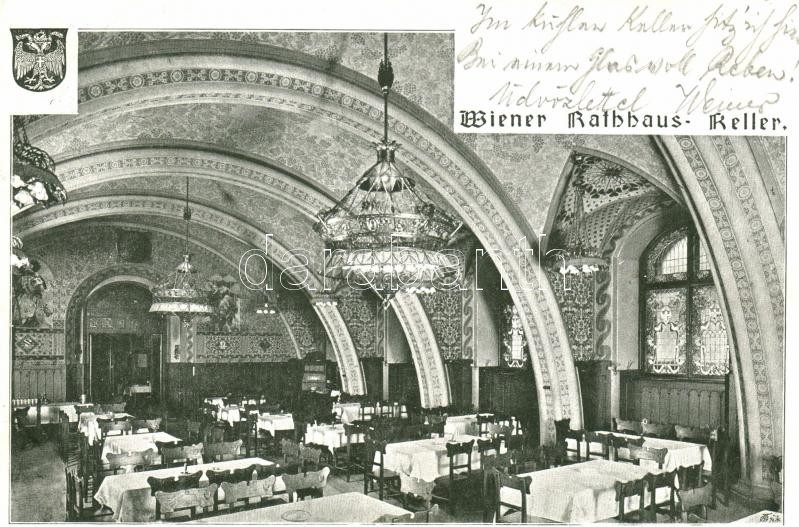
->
[314,34,463,303]
[12,116,67,214]
[551,156,608,276]
[149,176,214,326]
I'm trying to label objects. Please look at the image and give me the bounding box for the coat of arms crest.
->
[11,29,67,92]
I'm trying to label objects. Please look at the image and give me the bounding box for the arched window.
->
[641,226,730,376]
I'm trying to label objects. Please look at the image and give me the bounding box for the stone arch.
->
[657,136,784,491]
[24,40,581,435]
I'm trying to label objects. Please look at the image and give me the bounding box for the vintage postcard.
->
[0,0,792,524]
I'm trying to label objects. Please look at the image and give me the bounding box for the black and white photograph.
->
[3,2,792,524]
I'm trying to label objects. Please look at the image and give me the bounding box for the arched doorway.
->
[84,282,164,410]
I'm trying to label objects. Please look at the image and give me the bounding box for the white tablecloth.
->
[218,406,242,426]
[567,431,713,471]
[257,414,295,436]
[383,435,481,482]
[204,397,225,410]
[333,403,362,424]
[444,415,478,436]
[100,431,180,464]
[500,459,670,523]
[94,457,281,521]
[305,424,364,452]
[191,491,409,523]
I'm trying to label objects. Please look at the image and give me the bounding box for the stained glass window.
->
[642,227,730,376]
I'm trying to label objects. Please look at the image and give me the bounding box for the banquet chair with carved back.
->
[145,418,162,432]
[477,414,494,437]
[298,443,322,471]
[204,439,243,462]
[65,467,113,521]
[491,469,532,524]
[613,418,644,436]
[675,462,714,522]
[615,476,650,522]
[674,425,711,445]
[627,445,668,470]
[101,420,131,437]
[161,443,204,467]
[554,418,584,463]
[204,423,228,444]
[648,469,679,521]
[364,438,401,501]
[641,421,675,439]
[432,439,475,513]
[148,471,204,496]
[481,452,515,521]
[610,435,644,462]
[131,420,150,434]
[219,475,277,511]
[154,484,218,520]
[283,466,331,502]
[107,450,154,475]
[585,431,613,460]
[281,438,300,465]
[343,422,366,482]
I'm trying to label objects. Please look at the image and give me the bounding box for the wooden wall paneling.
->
[388,363,420,408]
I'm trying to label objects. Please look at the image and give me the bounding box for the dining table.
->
[500,459,671,523]
[257,413,295,436]
[78,412,134,445]
[191,491,410,523]
[383,435,482,482]
[100,431,180,464]
[94,457,281,521]
[567,431,713,471]
[304,423,364,452]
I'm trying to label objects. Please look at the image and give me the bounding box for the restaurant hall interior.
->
[9,31,785,524]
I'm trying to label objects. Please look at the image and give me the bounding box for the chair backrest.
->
[204,424,227,444]
[674,424,710,443]
[145,418,162,432]
[299,444,322,469]
[585,431,611,459]
[148,471,203,496]
[678,462,705,490]
[365,439,389,474]
[101,420,131,437]
[281,438,300,460]
[162,442,204,466]
[251,463,276,480]
[493,468,532,523]
[615,477,648,522]
[676,483,714,522]
[641,421,674,439]
[613,418,643,435]
[131,420,149,434]
[477,437,500,457]
[282,466,331,494]
[108,450,153,474]
[647,469,678,515]
[628,445,668,469]
[204,439,242,461]
[154,484,217,520]
[221,475,277,505]
[446,439,475,478]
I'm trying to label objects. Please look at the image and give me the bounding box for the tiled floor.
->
[11,437,760,523]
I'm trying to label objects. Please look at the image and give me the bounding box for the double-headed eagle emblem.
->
[11,29,67,92]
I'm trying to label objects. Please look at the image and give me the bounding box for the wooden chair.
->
[131,420,150,434]
[477,414,494,437]
[154,484,218,520]
[364,439,400,501]
[148,471,204,495]
[535,444,567,469]
[674,425,711,444]
[477,437,500,465]
[613,418,643,435]
[65,468,113,521]
[481,452,515,521]
[220,475,277,510]
[298,443,322,470]
[101,421,131,437]
[204,423,228,444]
[342,423,366,482]
[204,439,243,462]
[675,481,714,521]
[432,439,475,513]
[161,443,204,467]
[554,418,583,463]
[615,477,649,522]
[648,469,679,521]
[185,420,202,443]
[107,450,154,474]
[492,469,532,523]
[611,435,645,462]
[251,463,277,480]
[280,438,300,465]
[641,421,674,439]
[627,445,668,469]
[145,418,162,432]
[585,431,612,460]
[283,466,331,501]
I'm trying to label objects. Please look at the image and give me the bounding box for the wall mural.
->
[547,270,598,361]
[419,290,463,361]
[335,289,380,358]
